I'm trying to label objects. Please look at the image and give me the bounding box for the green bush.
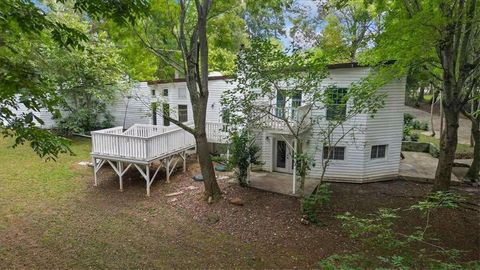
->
[303,183,331,224]
[57,108,113,135]
[228,130,262,187]
[404,113,415,125]
[319,191,475,269]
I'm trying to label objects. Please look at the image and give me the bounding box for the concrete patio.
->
[399,151,461,183]
[247,151,469,196]
[249,171,320,196]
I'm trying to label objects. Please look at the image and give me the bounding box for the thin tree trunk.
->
[434,104,460,191]
[416,86,425,107]
[440,93,444,138]
[195,132,221,200]
[430,91,436,137]
[465,117,479,182]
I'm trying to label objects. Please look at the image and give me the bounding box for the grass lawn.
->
[0,137,267,269]
[416,132,474,157]
[0,136,478,269]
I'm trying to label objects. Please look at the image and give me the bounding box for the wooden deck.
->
[91,122,229,196]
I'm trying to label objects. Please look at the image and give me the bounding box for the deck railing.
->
[260,104,312,132]
[92,121,229,161]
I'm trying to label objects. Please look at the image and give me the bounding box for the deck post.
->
[292,138,297,195]
[146,165,151,197]
[93,157,98,186]
[165,157,172,183]
[118,162,124,191]
[180,151,187,172]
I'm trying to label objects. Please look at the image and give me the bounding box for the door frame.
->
[273,137,294,174]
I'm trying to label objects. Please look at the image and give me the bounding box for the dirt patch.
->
[96,159,480,268]
[1,152,478,269]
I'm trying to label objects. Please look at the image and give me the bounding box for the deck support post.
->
[118,162,124,191]
[92,158,106,187]
[93,157,98,186]
[164,156,179,183]
[180,151,187,172]
[146,165,151,197]
[292,138,297,195]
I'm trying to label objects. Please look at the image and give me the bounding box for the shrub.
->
[57,108,113,135]
[303,183,331,224]
[404,113,415,125]
[319,191,475,269]
[228,130,262,187]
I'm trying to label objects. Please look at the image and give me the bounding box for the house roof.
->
[147,62,370,85]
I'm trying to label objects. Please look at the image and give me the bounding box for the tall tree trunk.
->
[196,132,221,199]
[430,91,436,137]
[465,117,480,182]
[415,86,425,107]
[434,101,460,191]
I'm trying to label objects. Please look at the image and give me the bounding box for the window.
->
[221,109,230,132]
[291,91,302,120]
[326,87,348,120]
[163,104,170,126]
[371,145,387,159]
[323,146,345,160]
[163,89,168,97]
[178,87,187,99]
[178,105,188,122]
[151,89,156,96]
[275,90,286,117]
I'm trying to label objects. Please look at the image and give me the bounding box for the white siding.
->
[108,82,153,128]
[257,67,406,183]
[362,77,406,181]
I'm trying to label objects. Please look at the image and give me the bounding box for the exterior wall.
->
[257,67,406,183]
[149,79,235,126]
[10,104,57,129]
[108,82,153,128]
[362,77,406,181]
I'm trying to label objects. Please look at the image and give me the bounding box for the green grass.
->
[0,136,270,269]
[423,94,433,103]
[0,136,91,220]
[416,132,474,157]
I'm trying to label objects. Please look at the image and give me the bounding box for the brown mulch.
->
[95,158,480,268]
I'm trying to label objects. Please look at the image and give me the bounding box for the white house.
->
[18,63,405,194]
[144,64,405,184]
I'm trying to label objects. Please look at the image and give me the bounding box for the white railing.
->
[92,124,195,161]
[260,104,312,132]
[206,122,229,143]
[92,121,229,161]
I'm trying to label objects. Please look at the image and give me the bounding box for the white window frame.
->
[323,146,346,161]
[178,104,188,123]
[178,87,187,99]
[370,144,388,160]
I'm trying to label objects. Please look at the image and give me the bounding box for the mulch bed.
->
[96,158,480,268]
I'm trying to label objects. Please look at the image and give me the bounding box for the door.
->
[274,139,294,173]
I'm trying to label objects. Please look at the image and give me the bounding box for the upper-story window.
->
[163,89,169,97]
[151,89,156,96]
[326,86,348,120]
[178,87,187,99]
[323,146,345,160]
[371,145,387,159]
[178,105,188,122]
[275,90,286,118]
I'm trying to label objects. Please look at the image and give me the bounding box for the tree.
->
[367,0,480,190]
[222,39,386,211]
[462,77,480,182]
[242,0,292,39]
[121,0,250,200]
[287,0,378,61]
[0,0,147,160]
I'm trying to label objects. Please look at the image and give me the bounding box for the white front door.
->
[274,138,294,173]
